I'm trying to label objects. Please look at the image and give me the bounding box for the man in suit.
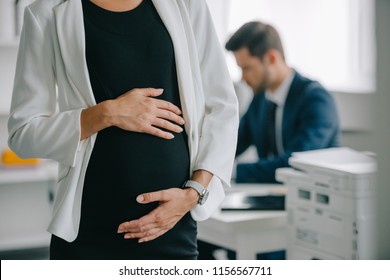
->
[227,21,340,183]
[198,21,340,260]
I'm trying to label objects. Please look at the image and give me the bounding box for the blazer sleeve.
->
[236,84,340,183]
[7,7,83,167]
[186,0,239,187]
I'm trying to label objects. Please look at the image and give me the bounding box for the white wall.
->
[333,91,375,151]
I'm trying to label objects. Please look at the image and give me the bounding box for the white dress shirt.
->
[265,70,295,156]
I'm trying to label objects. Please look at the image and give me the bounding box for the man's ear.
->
[264,49,280,65]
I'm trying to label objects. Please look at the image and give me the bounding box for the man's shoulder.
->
[291,71,330,97]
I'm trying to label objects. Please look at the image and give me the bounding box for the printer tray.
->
[220,193,285,211]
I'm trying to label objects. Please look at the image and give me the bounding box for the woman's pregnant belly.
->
[81,126,190,230]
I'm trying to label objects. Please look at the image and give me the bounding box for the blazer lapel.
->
[54,0,96,107]
[151,0,195,134]
[54,0,194,136]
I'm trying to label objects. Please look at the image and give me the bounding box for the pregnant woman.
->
[8,0,238,260]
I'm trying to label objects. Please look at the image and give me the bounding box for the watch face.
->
[199,190,210,205]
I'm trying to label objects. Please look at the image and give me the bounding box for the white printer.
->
[276,147,377,259]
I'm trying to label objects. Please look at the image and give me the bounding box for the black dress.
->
[50,0,197,260]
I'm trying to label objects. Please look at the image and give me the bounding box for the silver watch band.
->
[183,180,206,193]
[182,180,209,205]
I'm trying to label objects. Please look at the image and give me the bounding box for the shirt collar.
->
[265,70,295,107]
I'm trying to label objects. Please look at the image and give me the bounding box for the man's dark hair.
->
[225,21,285,61]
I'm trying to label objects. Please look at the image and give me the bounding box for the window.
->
[206,0,376,93]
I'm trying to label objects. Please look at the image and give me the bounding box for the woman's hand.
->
[110,88,185,139]
[80,88,185,140]
[117,187,199,243]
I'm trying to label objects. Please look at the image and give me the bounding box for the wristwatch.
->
[182,180,209,205]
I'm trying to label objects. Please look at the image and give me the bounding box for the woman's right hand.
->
[80,88,185,140]
[109,88,185,139]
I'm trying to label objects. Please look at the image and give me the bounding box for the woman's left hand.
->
[117,187,199,243]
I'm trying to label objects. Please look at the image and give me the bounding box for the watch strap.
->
[183,180,205,193]
[182,180,209,205]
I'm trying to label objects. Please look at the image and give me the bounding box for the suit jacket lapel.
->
[282,72,303,148]
[54,0,96,107]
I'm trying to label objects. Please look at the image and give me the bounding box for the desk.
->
[0,161,57,251]
[197,184,287,260]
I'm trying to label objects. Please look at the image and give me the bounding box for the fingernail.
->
[117,229,124,233]
[168,134,175,139]
[156,88,164,94]
[136,195,144,203]
[138,239,144,243]
[177,127,183,133]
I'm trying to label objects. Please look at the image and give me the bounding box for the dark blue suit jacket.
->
[236,71,340,183]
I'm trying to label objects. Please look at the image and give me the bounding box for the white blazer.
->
[8,0,239,242]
